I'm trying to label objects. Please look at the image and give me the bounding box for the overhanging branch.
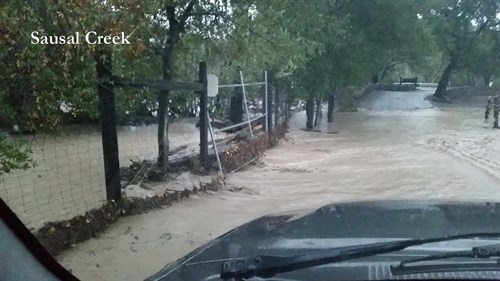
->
[474,18,490,35]
[179,0,198,27]
[189,10,229,19]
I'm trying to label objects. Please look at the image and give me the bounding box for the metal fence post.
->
[239,71,254,139]
[262,71,268,133]
[95,48,121,201]
[207,111,223,175]
[266,71,273,141]
[197,62,209,173]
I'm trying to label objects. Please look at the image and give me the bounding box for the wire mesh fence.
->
[1,128,106,231]
[0,121,202,231]
[0,66,289,234]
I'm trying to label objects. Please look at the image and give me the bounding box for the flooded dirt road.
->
[58,89,499,281]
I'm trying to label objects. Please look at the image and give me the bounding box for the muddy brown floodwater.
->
[58,89,499,281]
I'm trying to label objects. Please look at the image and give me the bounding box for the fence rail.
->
[113,76,205,91]
[215,114,266,133]
[217,82,266,88]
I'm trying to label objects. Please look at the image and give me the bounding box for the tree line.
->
[1,0,499,175]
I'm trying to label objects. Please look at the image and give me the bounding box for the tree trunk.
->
[157,90,169,168]
[433,18,490,99]
[274,80,279,126]
[327,92,335,122]
[229,79,243,124]
[284,86,293,123]
[157,33,179,168]
[379,61,404,84]
[314,93,322,127]
[156,3,195,168]
[483,75,491,87]
[378,65,391,83]
[214,94,221,117]
[466,73,475,86]
[306,95,314,130]
[434,52,458,99]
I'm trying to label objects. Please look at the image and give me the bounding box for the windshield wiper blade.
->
[390,243,500,274]
[220,232,500,280]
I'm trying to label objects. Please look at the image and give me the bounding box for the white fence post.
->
[207,111,223,175]
[264,70,268,133]
[239,71,254,139]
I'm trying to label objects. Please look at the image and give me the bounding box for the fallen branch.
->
[210,134,237,148]
[230,156,260,173]
[168,145,187,156]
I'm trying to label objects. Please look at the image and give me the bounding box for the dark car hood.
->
[145,200,500,281]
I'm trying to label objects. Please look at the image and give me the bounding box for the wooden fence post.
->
[197,62,209,173]
[95,48,121,201]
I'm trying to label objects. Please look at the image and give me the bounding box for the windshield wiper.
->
[220,232,500,280]
[390,243,500,275]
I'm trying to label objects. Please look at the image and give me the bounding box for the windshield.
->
[1,0,500,281]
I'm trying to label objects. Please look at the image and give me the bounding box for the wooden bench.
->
[400,77,418,87]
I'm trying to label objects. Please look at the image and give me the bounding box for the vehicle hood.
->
[145,200,500,281]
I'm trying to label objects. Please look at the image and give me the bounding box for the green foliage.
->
[0,134,34,176]
[419,0,500,95]
[460,29,500,85]
[2,0,498,131]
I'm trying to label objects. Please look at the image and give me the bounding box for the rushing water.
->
[58,88,499,281]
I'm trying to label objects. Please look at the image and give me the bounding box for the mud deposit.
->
[58,91,499,281]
